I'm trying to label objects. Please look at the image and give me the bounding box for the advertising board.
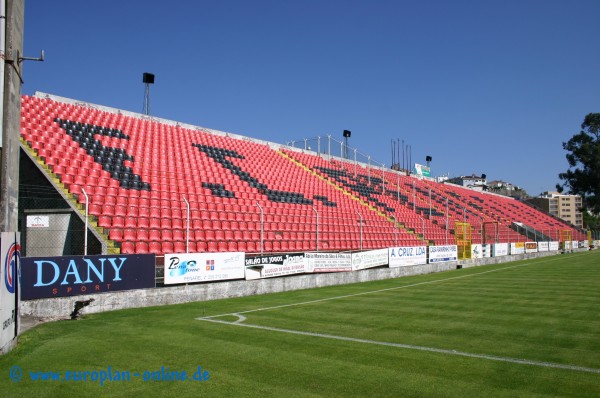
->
[305,253,352,273]
[388,246,427,267]
[21,254,155,300]
[428,245,458,263]
[352,249,388,271]
[164,252,245,284]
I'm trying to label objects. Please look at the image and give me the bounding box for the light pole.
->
[343,130,351,159]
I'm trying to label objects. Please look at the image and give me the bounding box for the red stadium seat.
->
[245,241,256,253]
[135,241,149,254]
[109,228,124,241]
[173,241,186,253]
[162,241,174,254]
[148,241,162,254]
[111,216,125,229]
[120,241,135,254]
[227,241,238,252]
[148,229,161,241]
[97,215,111,228]
[123,228,137,241]
[172,229,185,242]
[136,229,150,241]
[161,229,173,242]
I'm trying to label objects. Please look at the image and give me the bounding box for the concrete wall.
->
[20,250,572,321]
[459,250,560,269]
[21,261,458,319]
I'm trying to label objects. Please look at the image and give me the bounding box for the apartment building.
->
[527,191,583,228]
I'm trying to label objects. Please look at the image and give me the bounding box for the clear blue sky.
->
[21,0,600,196]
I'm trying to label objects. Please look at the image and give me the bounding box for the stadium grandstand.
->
[19,92,587,257]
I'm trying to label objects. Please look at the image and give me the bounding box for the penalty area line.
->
[197,317,600,375]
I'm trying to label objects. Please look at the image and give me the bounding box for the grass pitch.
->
[1,251,599,397]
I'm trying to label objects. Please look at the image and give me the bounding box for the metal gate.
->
[455,221,472,260]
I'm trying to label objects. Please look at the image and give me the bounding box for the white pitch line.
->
[198,317,600,375]
[200,262,534,320]
[233,314,247,324]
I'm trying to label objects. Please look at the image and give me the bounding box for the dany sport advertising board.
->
[21,254,155,300]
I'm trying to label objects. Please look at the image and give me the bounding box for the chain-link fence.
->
[19,185,102,257]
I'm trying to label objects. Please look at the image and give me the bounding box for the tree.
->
[557,113,600,214]
[583,211,600,230]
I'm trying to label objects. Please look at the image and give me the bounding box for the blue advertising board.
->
[21,254,155,300]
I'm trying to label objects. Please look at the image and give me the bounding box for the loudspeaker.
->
[143,73,155,84]
[343,130,351,138]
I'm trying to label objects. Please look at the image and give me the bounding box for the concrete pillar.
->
[1,0,24,232]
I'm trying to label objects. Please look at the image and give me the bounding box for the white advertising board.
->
[482,244,491,258]
[428,245,458,263]
[1,233,20,351]
[493,243,509,257]
[352,249,388,271]
[388,246,427,267]
[510,242,525,255]
[525,242,538,254]
[572,241,579,249]
[164,252,245,284]
[261,255,306,278]
[244,267,261,280]
[538,242,549,252]
[26,215,49,228]
[414,163,431,177]
[245,253,306,279]
[305,253,352,273]
[549,241,560,251]
[471,244,483,259]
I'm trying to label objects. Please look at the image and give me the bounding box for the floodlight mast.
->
[142,72,155,115]
[343,130,351,159]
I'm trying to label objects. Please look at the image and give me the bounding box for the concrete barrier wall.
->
[20,250,568,320]
[459,250,560,268]
[21,261,457,319]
